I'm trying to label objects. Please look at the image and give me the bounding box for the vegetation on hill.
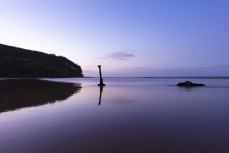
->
[0,43,83,77]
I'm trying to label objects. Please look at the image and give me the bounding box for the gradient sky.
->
[0,0,229,77]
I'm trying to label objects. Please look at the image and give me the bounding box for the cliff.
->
[0,43,83,78]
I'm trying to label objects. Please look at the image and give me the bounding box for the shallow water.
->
[0,78,229,153]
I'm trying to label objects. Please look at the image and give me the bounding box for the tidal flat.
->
[0,77,229,153]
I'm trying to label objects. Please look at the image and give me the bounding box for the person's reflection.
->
[98,86,104,105]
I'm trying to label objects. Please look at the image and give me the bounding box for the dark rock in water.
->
[177,81,205,87]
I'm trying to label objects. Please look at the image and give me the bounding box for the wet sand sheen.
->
[0,78,229,153]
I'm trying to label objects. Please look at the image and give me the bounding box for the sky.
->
[0,0,229,77]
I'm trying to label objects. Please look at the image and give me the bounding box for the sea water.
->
[0,77,229,153]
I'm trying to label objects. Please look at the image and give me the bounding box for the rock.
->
[177,81,205,87]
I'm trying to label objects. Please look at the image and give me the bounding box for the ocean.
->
[0,77,229,153]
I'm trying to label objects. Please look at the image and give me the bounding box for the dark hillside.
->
[0,43,83,77]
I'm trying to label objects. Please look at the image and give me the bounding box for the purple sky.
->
[0,0,229,77]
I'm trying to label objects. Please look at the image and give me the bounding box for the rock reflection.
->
[0,79,81,113]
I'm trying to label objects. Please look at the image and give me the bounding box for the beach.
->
[0,77,229,153]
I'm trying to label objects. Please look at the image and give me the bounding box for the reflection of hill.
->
[0,79,81,113]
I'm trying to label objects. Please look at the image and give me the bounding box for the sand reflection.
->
[0,79,81,113]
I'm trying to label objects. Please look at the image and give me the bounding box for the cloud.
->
[192,65,227,70]
[83,70,98,77]
[100,51,135,60]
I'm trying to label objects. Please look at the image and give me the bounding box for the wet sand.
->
[0,78,229,153]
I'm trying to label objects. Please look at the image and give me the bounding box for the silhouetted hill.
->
[0,43,83,78]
